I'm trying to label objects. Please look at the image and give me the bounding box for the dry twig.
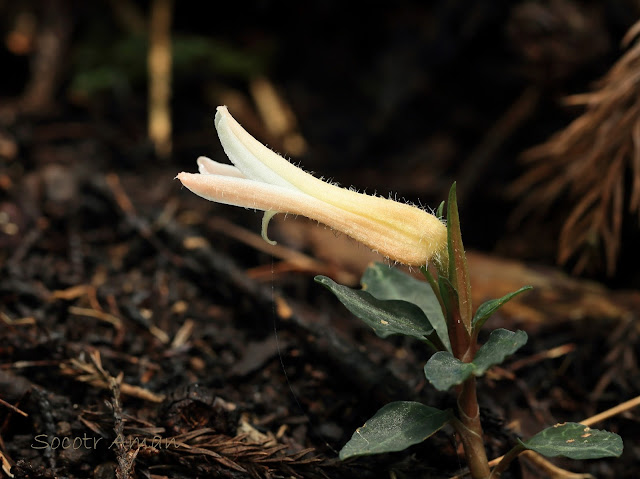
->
[512,20,640,275]
[148,0,173,158]
[59,350,165,403]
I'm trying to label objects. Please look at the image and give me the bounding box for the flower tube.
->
[176,106,447,266]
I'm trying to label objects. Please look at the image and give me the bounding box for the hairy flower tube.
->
[176,106,447,266]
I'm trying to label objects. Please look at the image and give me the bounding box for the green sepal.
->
[437,275,470,357]
[437,275,458,320]
[519,423,623,460]
[446,183,472,331]
[261,210,278,245]
[340,401,451,459]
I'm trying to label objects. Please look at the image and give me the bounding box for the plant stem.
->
[454,377,490,479]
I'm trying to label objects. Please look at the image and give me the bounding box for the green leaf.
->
[362,263,451,352]
[339,401,451,459]
[472,286,533,330]
[315,276,434,341]
[446,183,472,331]
[424,351,475,391]
[436,200,445,219]
[424,329,527,391]
[472,329,528,375]
[520,423,623,460]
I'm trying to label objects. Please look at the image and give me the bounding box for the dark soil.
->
[1,2,639,478]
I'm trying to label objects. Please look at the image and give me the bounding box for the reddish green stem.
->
[454,377,490,479]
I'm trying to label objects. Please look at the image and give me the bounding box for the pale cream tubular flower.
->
[176,106,447,266]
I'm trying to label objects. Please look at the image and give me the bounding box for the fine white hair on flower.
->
[176,105,448,267]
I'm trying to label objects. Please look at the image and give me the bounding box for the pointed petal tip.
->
[196,156,213,173]
[214,105,229,128]
[175,172,192,184]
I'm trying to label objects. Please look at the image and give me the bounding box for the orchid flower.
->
[176,106,447,266]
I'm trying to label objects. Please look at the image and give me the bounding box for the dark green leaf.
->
[446,183,472,331]
[339,401,451,459]
[472,286,533,330]
[362,263,450,351]
[315,276,434,341]
[424,329,527,391]
[520,423,623,460]
[473,329,528,375]
[424,351,475,391]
